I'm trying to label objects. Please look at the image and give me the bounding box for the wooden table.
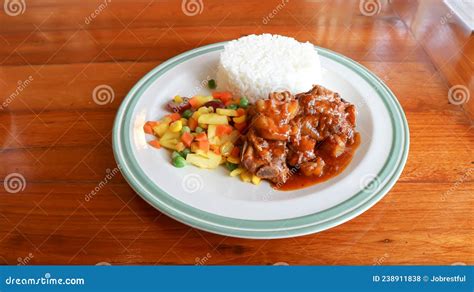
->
[0,0,472,265]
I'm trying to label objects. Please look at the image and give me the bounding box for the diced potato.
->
[186,152,221,169]
[197,106,210,114]
[159,138,178,150]
[211,136,221,146]
[160,130,180,141]
[206,151,221,160]
[195,96,213,107]
[230,168,244,177]
[251,175,261,185]
[233,115,246,124]
[169,120,183,132]
[216,108,238,117]
[220,141,234,156]
[159,131,180,150]
[152,123,169,137]
[198,114,228,125]
[220,130,239,144]
[207,125,218,144]
[194,149,208,157]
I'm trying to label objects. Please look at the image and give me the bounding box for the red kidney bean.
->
[204,100,225,110]
[166,98,191,113]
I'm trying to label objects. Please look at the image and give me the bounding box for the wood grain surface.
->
[0,0,472,266]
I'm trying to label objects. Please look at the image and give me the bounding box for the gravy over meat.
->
[241,85,360,190]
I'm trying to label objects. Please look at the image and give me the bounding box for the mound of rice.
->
[216,34,321,103]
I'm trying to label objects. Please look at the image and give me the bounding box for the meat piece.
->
[287,135,317,166]
[241,129,290,184]
[294,85,356,145]
[300,157,325,176]
[284,85,356,169]
[252,115,290,140]
[320,134,346,158]
[240,85,358,184]
[251,91,299,141]
[241,92,298,184]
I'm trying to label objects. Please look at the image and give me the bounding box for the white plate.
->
[113,42,409,238]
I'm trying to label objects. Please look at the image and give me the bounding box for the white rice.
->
[216,34,321,103]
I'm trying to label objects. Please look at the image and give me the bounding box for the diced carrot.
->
[167,113,181,122]
[190,142,199,152]
[144,121,159,134]
[144,124,153,134]
[212,91,232,103]
[236,108,245,116]
[188,117,198,131]
[148,140,161,149]
[181,132,194,147]
[198,140,210,152]
[210,144,221,155]
[175,142,185,152]
[216,124,233,137]
[194,132,208,141]
[234,121,247,131]
[189,97,200,108]
[224,100,234,107]
[231,146,240,157]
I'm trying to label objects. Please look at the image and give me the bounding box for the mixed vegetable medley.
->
[143,80,261,185]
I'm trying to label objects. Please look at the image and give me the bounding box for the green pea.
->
[182,109,193,119]
[171,151,181,160]
[195,127,204,134]
[172,156,186,168]
[225,162,238,171]
[208,79,217,90]
[180,148,191,158]
[227,104,238,110]
[239,97,249,108]
[180,126,191,134]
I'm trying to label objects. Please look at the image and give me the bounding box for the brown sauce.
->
[277,133,361,191]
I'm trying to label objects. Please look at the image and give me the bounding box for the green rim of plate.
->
[112,42,409,239]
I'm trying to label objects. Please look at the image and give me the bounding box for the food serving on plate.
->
[143,34,360,190]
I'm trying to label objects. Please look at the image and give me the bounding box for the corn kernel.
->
[251,175,261,185]
[227,156,239,164]
[169,120,183,132]
[230,168,244,177]
[233,115,246,124]
[174,95,183,103]
[240,171,251,182]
